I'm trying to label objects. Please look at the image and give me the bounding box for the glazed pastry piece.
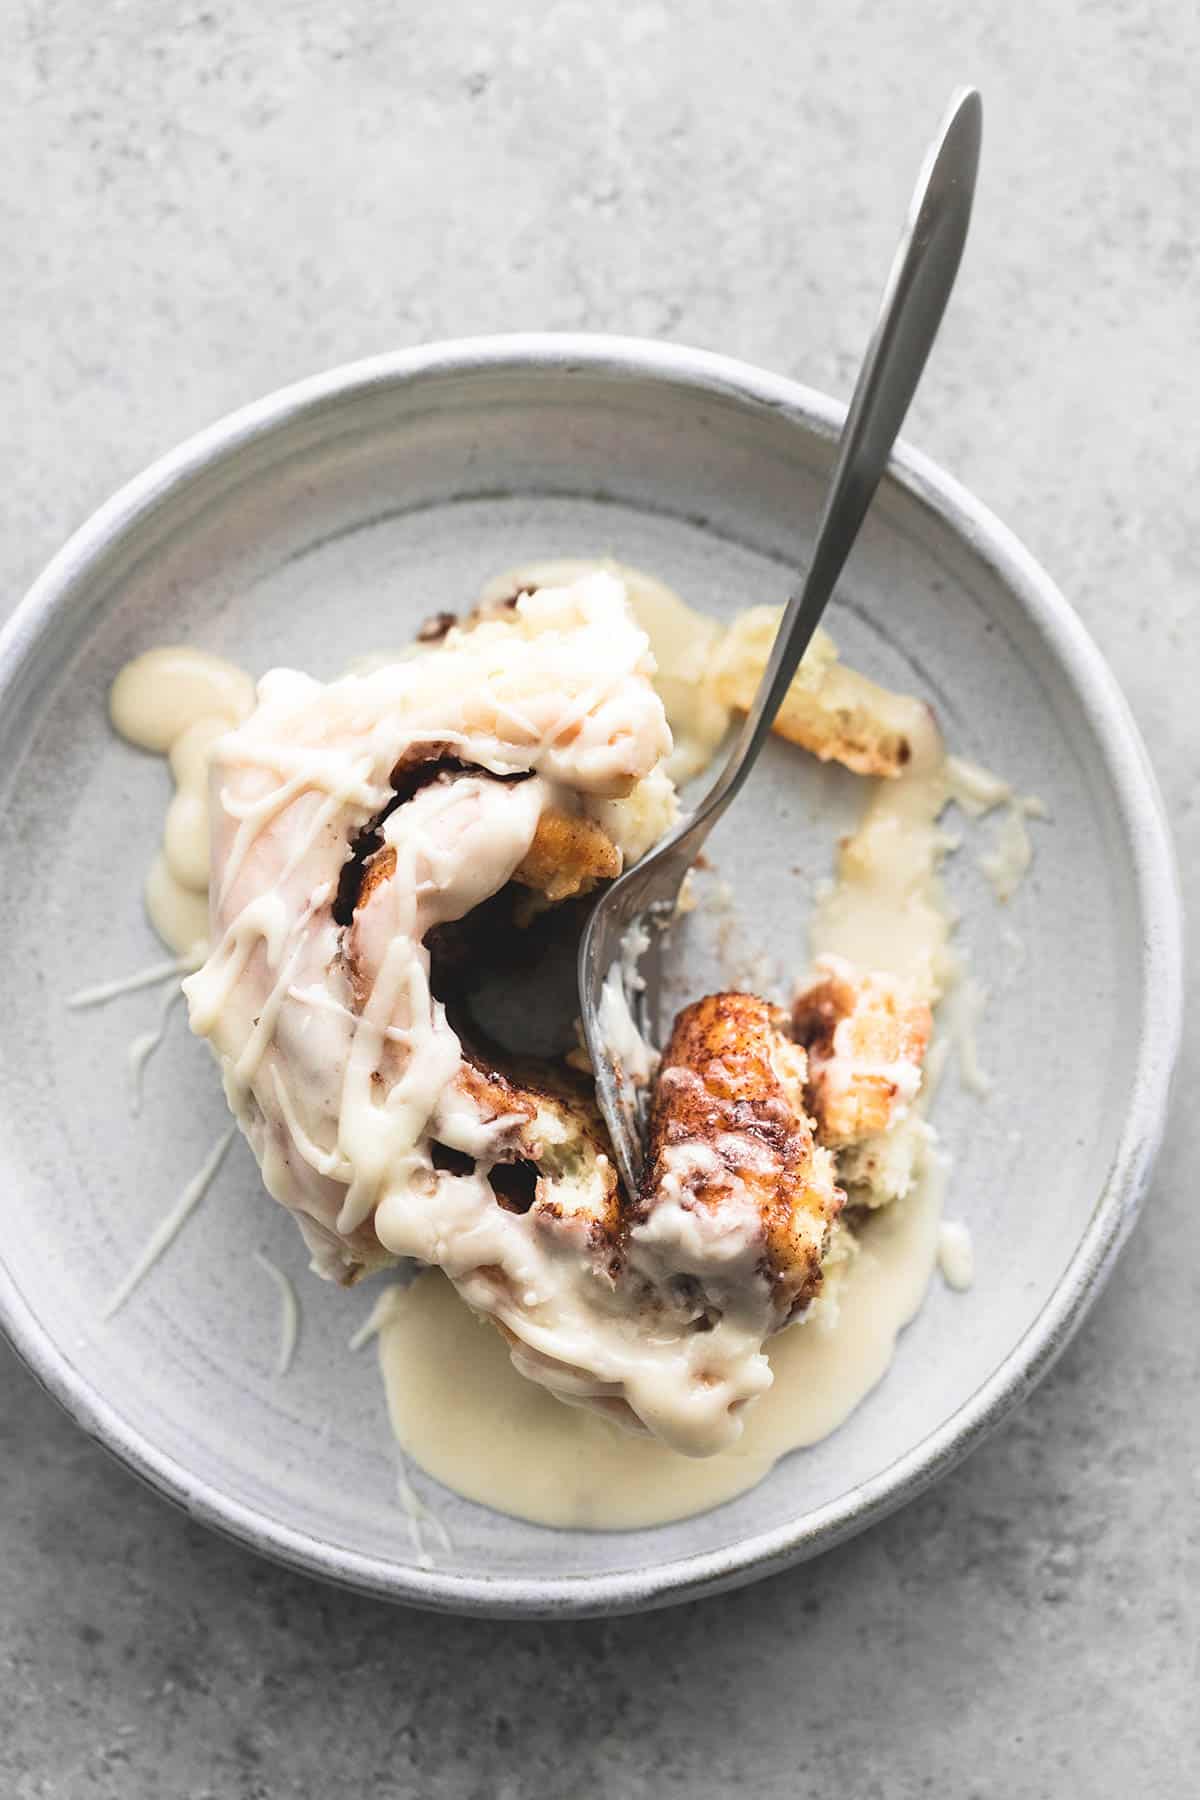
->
[478,992,845,1456]
[711,606,931,778]
[637,993,844,1328]
[511,807,622,902]
[792,954,933,1206]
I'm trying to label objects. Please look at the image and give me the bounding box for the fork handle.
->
[701,88,982,825]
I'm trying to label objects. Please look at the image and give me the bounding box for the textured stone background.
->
[3,3,1196,1794]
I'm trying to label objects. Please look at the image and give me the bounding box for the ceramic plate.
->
[0,337,1181,1616]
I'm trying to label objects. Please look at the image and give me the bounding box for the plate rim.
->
[0,332,1183,1617]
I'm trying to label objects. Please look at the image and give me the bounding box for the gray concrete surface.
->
[3,3,1196,1794]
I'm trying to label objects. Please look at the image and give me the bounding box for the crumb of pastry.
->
[712,605,930,778]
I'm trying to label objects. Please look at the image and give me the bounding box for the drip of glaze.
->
[938,1220,975,1292]
[102,1127,235,1320]
[943,755,1047,904]
[67,952,201,1010]
[946,977,993,1099]
[253,1250,301,1375]
[394,1456,453,1569]
[110,645,256,957]
[128,981,185,1115]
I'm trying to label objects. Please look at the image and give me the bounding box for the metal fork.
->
[578,88,983,1200]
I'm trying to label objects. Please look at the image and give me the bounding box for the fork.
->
[578,88,983,1200]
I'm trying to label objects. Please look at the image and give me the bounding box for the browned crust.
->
[711,614,929,779]
[640,992,843,1319]
[456,1038,624,1244]
[355,843,396,911]
[512,807,621,902]
[454,1052,539,1136]
[417,610,457,643]
[760,689,916,777]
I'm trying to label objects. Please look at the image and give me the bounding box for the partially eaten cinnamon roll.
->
[184,570,925,1455]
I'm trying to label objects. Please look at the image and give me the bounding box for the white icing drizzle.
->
[127,981,185,1115]
[67,952,200,1010]
[979,797,1044,903]
[1001,925,1026,974]
[252,1250,300,1375]
[377,1155,946,1532]
[394,1455,452,1569]
[938,1219,975,1291]
[110,646,256,753]
[145,854,212,958]
[110,645,256,957]
[949,976,993,1099]
[350,1284,451,1557]
[920,1031,953,1110]
[809,709,955,1004]
[478,558,733,786]
[944,755,1046,904]
[943,754,1013,817]
[348,1286,397,1353]
[102,1127,235,1320]
[596,919,659,1090]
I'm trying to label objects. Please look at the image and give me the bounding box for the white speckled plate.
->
[0,338,1181,1617]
